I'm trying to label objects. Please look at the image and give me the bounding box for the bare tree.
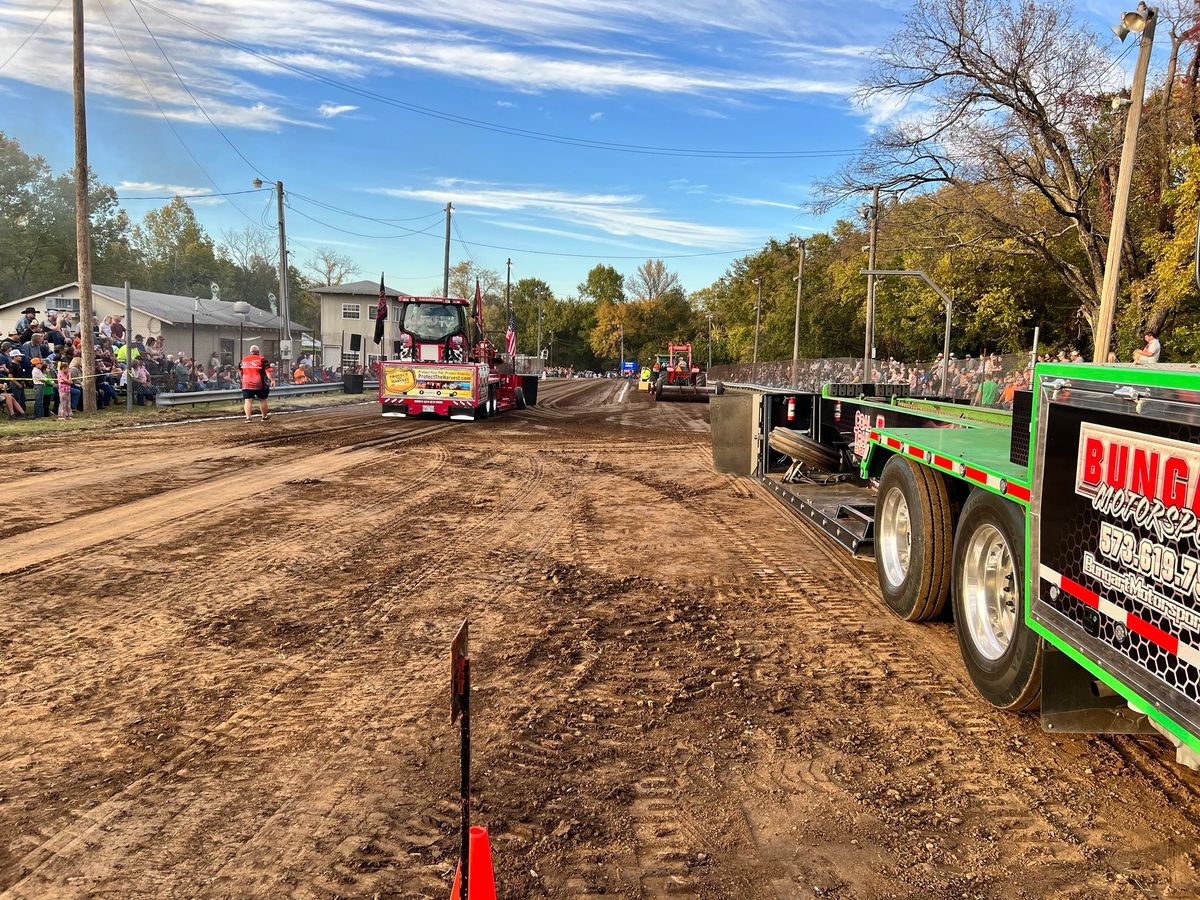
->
[303,246,359,287]
[822,0,1118,333]
[626,259,681,302]
[219,226,276,269]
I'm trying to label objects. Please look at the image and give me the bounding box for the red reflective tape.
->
[1007,483,1031,502]
[907,446,925,459]
[1060,574,1100,609]
[1128,614,1180,655]
[886,437,902,450]
[933,455,952,470]
[963,465,987,484]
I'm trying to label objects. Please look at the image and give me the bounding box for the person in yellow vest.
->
[239,345,276,422]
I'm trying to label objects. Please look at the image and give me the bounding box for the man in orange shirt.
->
[239,344,277,422]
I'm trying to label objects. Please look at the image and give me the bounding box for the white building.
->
[310,280,409,369]
[1,282,306,364]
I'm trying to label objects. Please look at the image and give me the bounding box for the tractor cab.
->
[395,297,472,364]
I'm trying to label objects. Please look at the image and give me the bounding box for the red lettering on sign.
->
[1082,436,1104,486]
[1163,456,1189,508]
[1131,449,1159,500]
[1106,443,1129,490]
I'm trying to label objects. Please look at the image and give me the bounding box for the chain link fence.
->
[708,352,1037,408]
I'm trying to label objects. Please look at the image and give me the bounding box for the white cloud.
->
[716,195,800,210]
[370,178,753,248]
[495,100,515,107]
[318,102,358,118]
[589,111,604,121]
[0,0,860,133]
[117,181,215,196]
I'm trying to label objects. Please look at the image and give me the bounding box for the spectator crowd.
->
[0,305,341,423]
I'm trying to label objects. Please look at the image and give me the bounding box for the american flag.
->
[505,307,517,357]
[373,272,387,345]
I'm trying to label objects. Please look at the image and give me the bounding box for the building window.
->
[341,303,361,319]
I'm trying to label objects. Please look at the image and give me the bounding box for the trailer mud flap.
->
[1039,646,1157,735]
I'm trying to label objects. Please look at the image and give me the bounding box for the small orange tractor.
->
[650,342,718,402]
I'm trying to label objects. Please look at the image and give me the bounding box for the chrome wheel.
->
[878,485,912,589]
[961,524,1018,661]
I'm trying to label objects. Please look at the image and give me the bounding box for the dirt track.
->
[1,379,1198,899]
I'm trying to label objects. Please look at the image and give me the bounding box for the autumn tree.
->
[303,246,358,287]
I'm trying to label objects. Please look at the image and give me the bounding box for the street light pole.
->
[790,237,806,389]
[536,288,543,358]
[861,269,953,396]
[619,322,625,371]
[751,277,763,384]
[862,185,880,382]
[1094,3,1158,362]
[707,314,713,372]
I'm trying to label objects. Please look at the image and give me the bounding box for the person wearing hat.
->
[6,349,28,411]
[110,314,126,343]
[30,357,48,417]
[14,307,38,338]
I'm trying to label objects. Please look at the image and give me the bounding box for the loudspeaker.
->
[349,334,362,351]
[394,340,403,354]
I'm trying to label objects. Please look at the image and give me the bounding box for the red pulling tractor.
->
[379,296,538,420]
[649,342,719,402]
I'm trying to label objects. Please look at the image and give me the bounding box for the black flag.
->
[373,273,387,345]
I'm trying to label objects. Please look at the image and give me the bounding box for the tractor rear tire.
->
[515,387,527,410]
[874,455,954,622]
[654,378,664,401]
[952,490,1042,711]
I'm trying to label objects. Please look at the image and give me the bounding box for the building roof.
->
[2,282,307,332]
[309,280,408,298]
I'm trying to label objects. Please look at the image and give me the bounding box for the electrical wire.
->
[117,188,270,200]
[283,197,444,240]
[95,0,271,234]
[126,0,272,182]
[129,0,861,161]
[0,0,63,71]
[286,192,446,225]
[453,217,477,266]
[449,231,764,260]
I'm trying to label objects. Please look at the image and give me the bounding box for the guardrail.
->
[155,380,379,408]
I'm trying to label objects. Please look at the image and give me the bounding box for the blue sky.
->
[0,0,1145,299]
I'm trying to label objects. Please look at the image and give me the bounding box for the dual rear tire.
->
[873,455,1041,711]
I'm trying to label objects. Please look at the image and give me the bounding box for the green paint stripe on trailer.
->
[894,397,1015,426]
[1035,360,1200,390]
[820,388,1006,430]
[1028,618,1200,757]
[863,425,1032,504]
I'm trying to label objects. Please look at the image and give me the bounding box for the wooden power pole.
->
[73,0,97,412]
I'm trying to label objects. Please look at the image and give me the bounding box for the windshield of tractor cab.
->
[401,302,464,341]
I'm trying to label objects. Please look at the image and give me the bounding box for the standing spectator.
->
[1133,331,1162,365]
[7,349,28,412]
[110,315,126,343]
[56,360,73,420]
[30,358,48,417]
[239,344,276,422]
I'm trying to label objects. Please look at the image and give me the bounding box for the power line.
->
[117,188,270,200]
[0,0,63,71]
[129,0,862,161]
[283,197,445,240]
[125,0,272,181]
[95,0,270,234]
[449,231,764,260]
[287,191,446,231]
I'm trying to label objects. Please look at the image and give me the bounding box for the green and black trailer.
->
[712,362,1200,769]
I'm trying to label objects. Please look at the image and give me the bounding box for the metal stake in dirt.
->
[451,620,471,899]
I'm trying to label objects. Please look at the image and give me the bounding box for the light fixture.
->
[1112,5,1149,41]
[252,178,264,189]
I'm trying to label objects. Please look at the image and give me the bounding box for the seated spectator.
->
[1133,331,1162,365]
[0,363,25,417]
[293,364,310,384]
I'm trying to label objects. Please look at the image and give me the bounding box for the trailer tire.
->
[952,490,1041,711]
[874,456,954,622]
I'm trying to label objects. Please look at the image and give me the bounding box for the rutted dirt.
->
[0,380,1197,898]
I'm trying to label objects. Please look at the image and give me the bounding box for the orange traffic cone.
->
[449,826,497,900]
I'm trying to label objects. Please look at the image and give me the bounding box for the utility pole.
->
[1094,3,1157,362]
[275,180,291,361]
[790,237,806,389]
[707,314,713,371]
[443,202,454,299]
[619,322,625,371]
[505,258,512,362]
[751,277,763,384]
[73,0,97,413]
[536,288,543,358]
[862,185,880,383]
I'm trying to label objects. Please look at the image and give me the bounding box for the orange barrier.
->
[449,826,496,900]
